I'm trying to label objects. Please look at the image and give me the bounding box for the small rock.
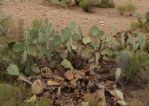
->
[54,75,64,81]
[64,71,74,80]
[31,79,44,95]
[47,80,60,86]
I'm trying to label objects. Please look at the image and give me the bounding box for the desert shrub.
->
[44,0,115,12]
[118,51,149,82]
[100,30,149,83]
[44,0,75,7]
[129,12,149,32]
[79,0,93,12]
[0,16,11,36]
[143,12,149,32]
[117,3,137,16]
[114,31,149,82]
[99,0,115,8]
[79,0,115,12]
[130,21,142,30]
[117,5,126,15]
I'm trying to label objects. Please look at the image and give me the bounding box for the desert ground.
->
[1,0,149,34]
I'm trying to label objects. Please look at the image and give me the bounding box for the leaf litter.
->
[19,60,126,106]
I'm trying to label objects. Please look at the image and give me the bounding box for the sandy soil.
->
[1,0,149,34]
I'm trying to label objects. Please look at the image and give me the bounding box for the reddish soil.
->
[1,0,149,35]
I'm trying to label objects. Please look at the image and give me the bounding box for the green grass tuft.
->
[117,3,137,16]
[0,83,53,106]
[130,21,142,30]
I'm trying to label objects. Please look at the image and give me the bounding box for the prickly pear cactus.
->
[80,46,93,60]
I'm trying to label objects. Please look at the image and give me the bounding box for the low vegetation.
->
[0,15,11,36]
[0,17,149,105]
[0,1,149,105]
[130,21,142,30]
[117,2,137,16]
[43,0,115,12]
[0,83,52,106]
[98,0,115,8]
[130,12,149,32]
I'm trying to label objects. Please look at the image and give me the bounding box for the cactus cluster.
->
[0,19,149,83]
[114,31,149,82]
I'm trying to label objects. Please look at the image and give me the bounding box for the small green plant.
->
[79,0,93,12]
[130,21,142,30]
[79,0,115,12]
[43,0,115,12]
[99,0,115,8]
[118,51,149,82]
[117,3,137,16]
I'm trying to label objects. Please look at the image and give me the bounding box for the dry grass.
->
[0,83,53,106]
[117,2,137,16]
